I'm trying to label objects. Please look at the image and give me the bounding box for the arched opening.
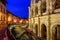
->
[41,0,46,13]
[53,0,60,13]
[35,0,39,3]
[35,6,38,15]
[55,0,60,9]
[41,24,47,40]
[31,9,33,17]
[35,24,38,36]
[52,25,60,40]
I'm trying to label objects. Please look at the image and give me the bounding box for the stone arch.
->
[35,24,38,36]
[41,24,47,40]
[52,24,60,40]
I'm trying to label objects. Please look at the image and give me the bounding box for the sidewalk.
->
[0,30,8,40]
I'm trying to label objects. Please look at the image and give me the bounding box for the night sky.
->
[6,0,30,19]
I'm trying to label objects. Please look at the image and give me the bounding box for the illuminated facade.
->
[0,2,7,31]
[0,1,28,32]
[7,11,28,25]
[28,0,60,40]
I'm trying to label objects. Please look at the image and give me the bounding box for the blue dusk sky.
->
[6,0,31,19]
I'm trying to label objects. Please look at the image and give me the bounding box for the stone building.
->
[0,1,7,31]
[28,0,60,40]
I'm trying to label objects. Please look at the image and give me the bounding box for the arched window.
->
[52,25,60,40]
[53,0,60,13]
[41,0,46,13]
[55,0,60,9]
[35,0,39,3]
[35,6,38,15]
[31,9,33,17]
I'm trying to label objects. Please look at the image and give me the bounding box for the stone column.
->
[47,13,51,40]
[28,7,31,19]
[31,0,36,17]
[31,0,35,6]
[46,0,51,40]
[47,25,50,40]
[46,0,50,14]
[50,0,55,14]
[33,4,36,17]
[38,17,40,37]
[33,18,35,32]
[38,1,41,16]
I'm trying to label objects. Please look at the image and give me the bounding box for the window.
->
[35,6,38,15]
[3,16,5,21]
[41,0,46,13]
[1,16,2,21]
[31,9,33,16]
[0,15,1,21]
[3,9,5,13]
[0,5,1,11]
[35,24,38,36]
[41,24,47,40]
[0,12,2,21]
[52,25,60,40]
[35,0,39,3]
[1,14,5,21]
[55,0,60,9]
[1,6,2,12]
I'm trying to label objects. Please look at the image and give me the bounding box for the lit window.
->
[19,19,23,23]
[0,12,2,21]
[26,20,28,24]
[14,19,17,23]
[0,6,1,11]
[8,16,12,22]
